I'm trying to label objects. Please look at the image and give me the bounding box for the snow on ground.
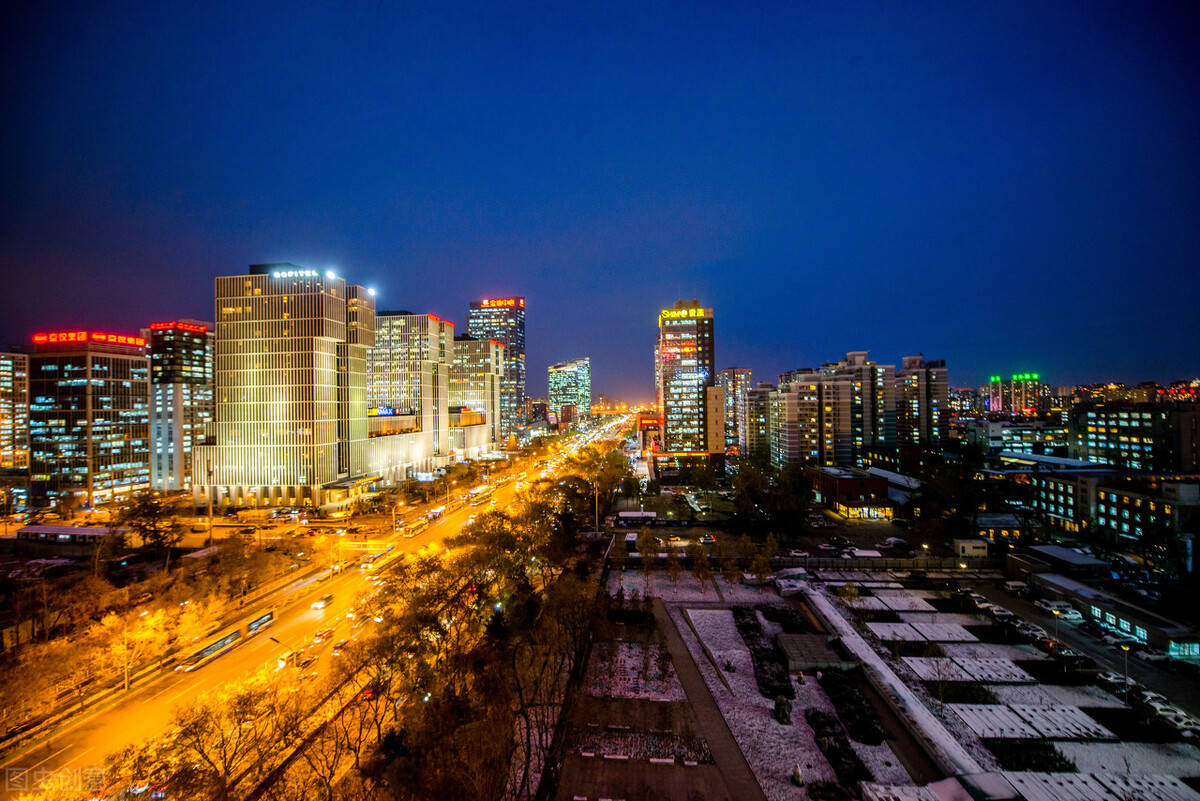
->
[673,607,836,800]
[808,586,988,774]
[989,684,1127,709]
[583,640,686,702]
[608,569,719,602]
[718,580,781,604]
[1010,705,1116,740]
[898,612,983,626]
[955,658,1035,683]
[908,623,977,642]
[940,642,1042,660]
[757,610,784,638]
[1053,741,1200,776]
[868,622,925,641]
[1091,773,1200,800]
[950,704,1039,739]
[844,596,890,610]
[873,590,937,612]
[851,741,912,784]
[792,673,912,784]
[902,657,977,682]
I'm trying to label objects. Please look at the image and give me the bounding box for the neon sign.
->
[33,331,145,347]
[478,297,524,309]
[150,321,208,333]
[659,307,710,321]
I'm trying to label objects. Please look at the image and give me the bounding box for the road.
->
[969,582,1200,719]
[0,479,525,798]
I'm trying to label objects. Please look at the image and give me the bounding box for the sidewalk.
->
[653,598,767,801]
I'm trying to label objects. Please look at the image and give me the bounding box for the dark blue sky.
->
[3,1,1198,399]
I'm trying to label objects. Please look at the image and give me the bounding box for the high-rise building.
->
[655,300,715,452]
[370,311,453,460]
[147,320,214,491]
[0,352,30,511]
[548,358,591,420]
[192,264,376,508]
[451,335,505,445]
[769,378,822,469]
[985,373,1044,414]
[28,330,150,507]
[740,382,774,464]
[818,351,896,466]
[0,352,29,471]
[716,367,752,452]
[1069,401,1200,472]
[466,297,526,437]
[896,356,948,444]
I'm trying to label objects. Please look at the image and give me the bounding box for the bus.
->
[402,519,429,539]
[176,608,276,672]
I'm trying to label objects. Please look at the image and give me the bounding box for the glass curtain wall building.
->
[466,297,525,438]
[655,300,715,452]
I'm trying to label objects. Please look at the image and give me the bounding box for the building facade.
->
[716,367,752,452]
[769,378,821,469]
[0,352,30,511]
[655,300,715,452]
[370,311,453,462]
[29,330,150,508]
[1069,401,1200,472]
[896,356,948,444]
[451,335,505,445]
[147,320,214,491]
[192,265,376,509]
[740,383,774,464]
[466,297,526,438]
[548,358,591,420]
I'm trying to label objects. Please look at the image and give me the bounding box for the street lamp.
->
[446,479,456,508]
[1052,608,1060,641]
[391,498,405,532]
[1120,643,1131,699]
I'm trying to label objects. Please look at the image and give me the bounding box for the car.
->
[968,592,989,605]
[297,652,318,668]
[1162,713,1200,734]
[1017,623,1049,639]
[787,549,809,558]
[1136,690,1169,705]
[1077,620,1105,638]
[1096,671,1138,688]
[311,594,334,610]
[1149,701,1189,718]
[1133,648,1171,663]
[313,628,335,644]
[699,534,716,544]
[332,640,350,656]
[1033,599,1072,614]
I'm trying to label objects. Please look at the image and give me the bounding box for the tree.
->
[736,534,757,567]
[665,547,683,587]
[119,492,185,569]
[750,552,772,586]
[690,544,713,593]
[101,609,171,691]
[635,528,659,574]
[610,535,628,572]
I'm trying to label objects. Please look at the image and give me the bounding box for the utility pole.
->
[206,459,214,548]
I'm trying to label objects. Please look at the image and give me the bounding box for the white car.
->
[1096,671,1138,689]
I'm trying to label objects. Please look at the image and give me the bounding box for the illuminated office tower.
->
[452,335,505,445]
[1009,373,1042,414]
[0,352,30,510]
[193,264,375,509]
[548,358,591,420]
[716,367,752,451]
[896,356,948,444]
[28,330,150,507]
[369,311,453,459]
[147,320,214,491]
[0,353,29,471]
[466,297,525,437]
[655,300,715,452]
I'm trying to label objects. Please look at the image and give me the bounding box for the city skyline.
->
[3,2,1199,397]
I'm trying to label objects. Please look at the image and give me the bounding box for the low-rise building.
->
[805,465,892,520]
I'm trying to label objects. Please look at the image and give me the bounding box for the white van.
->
[1003,580,1029,594]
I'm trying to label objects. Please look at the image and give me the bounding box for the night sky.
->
[3,1,1199,399]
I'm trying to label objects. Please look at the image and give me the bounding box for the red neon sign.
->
[478,297,525,309]
[32,330,145,347]
[149,321,208,333]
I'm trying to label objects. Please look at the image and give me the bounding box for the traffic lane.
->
[969,583,1200,718]
[0,480,521,794]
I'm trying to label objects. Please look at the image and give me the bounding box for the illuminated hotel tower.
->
[655,300,716,452]
[548,358,591,419]
[466,297,525,438]
[193,264,375,508]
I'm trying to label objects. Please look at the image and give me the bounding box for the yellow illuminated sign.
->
[658,307,711,322]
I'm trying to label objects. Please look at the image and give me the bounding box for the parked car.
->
[1133,648,1171,664]
[786,549,809,558]
[1077,620,1105,638]
[1096,671,1138,690]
